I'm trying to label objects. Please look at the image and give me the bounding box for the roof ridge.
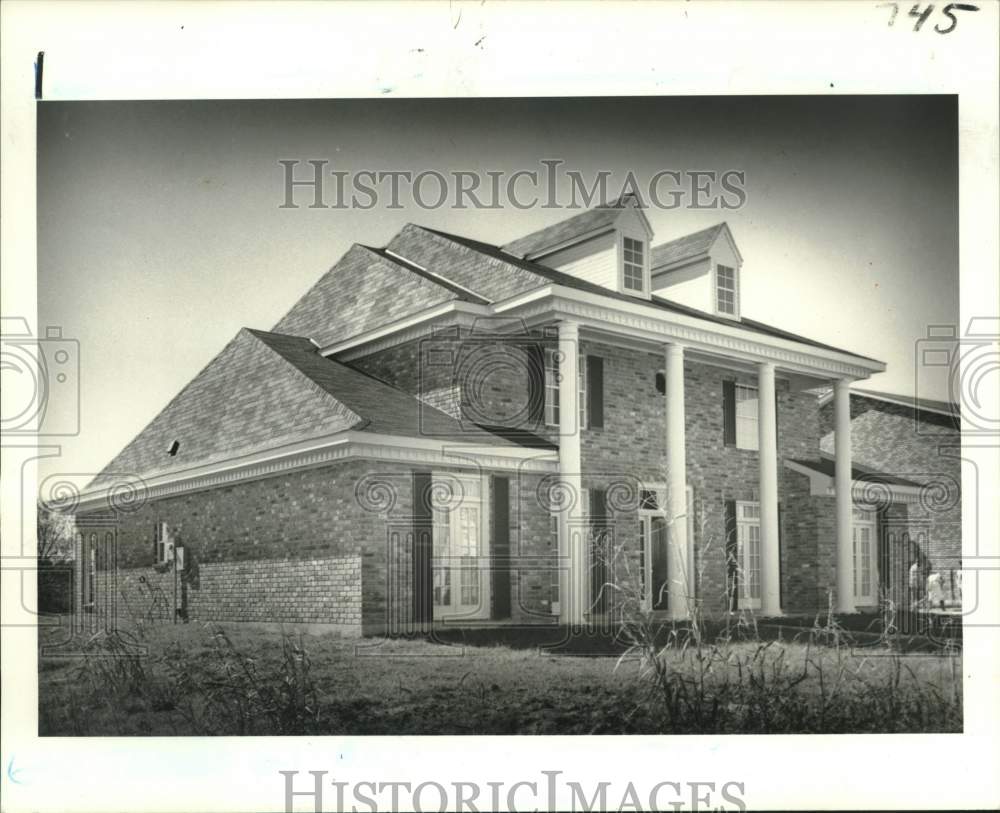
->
[371,245,491,304]
[248,329,369,429]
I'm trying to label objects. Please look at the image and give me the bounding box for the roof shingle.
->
[651,223,725,270]
[501,196,631,259]
[90,328,543,488]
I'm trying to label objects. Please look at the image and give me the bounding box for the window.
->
[431,475,486,614]
[543,348,588,429]
[623,237,645,292]
[153,521,172,565]
[736,501,761,609]
[852,508,877,604]
[716,264,737,316]
[735,384,759,450]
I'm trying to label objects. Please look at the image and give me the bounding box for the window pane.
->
[544,348,560,426]
[623,238,644,291]
[717,265,737,314]
[735,385,759,450]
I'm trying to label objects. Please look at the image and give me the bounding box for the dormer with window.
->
[649,222,743,319]
[501,194,654,300]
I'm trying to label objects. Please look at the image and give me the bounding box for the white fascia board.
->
[715,223,744,266]
[75,431,557,513]
[320,300,488,357]
[783,459,924,504]
[651,253,709,276]
[816,387,958,419]
[525,225,616,262]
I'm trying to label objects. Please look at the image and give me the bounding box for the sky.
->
[36,96,958,481]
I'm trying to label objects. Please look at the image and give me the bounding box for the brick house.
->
[816,388,962,612]
[74,197,904,636]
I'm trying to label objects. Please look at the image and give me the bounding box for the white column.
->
[664,343,690,620]
[757,362,782,616]
[557,320,585,625]
[834,378,856,614]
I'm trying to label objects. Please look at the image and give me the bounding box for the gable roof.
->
[501,195,644,259]
[90,327,538,488]
[650,223,727,270]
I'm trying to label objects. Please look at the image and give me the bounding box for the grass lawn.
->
[37,618,962,736]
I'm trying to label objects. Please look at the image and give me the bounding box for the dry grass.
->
[37,616,961,736]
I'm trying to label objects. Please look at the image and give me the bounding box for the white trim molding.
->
[323,284,885,381]
[74,431,557,514]
[783,459,924,505]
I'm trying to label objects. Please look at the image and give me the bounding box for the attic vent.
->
[167,440,180,457]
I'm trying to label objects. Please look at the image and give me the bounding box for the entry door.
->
[639,512,669,611]
[736,501,762,610]
[432,475,490,620]
[853,509,878,606]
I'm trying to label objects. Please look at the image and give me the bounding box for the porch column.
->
[557,320,585,625]
[664,343,690,620]
[834,377,856,613]
[757,362,782,616]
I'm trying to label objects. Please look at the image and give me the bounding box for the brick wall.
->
[578,338,827,616]
[78,459,558,634]
[819,394,961,571]
[353,331,838,618]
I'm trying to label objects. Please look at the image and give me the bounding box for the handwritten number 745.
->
[878,3,980,33]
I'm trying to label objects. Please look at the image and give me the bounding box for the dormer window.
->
[716,264,738,316]
[623,237,645,292]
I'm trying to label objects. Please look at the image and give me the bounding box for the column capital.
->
[558,319,580,336]
[757,360,776,373]
[664,342,686,357]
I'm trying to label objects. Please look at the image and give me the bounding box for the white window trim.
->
[154,521,173,565]
[430,472,492,620]
[735,383,759,451]
[735,500,762,610]
[714,262,740,319]
[543,348,588,430]
[852,509,879,606]
[636,483,695,612]
[622,236,646,293]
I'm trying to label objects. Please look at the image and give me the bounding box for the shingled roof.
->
[392,224,882,363]
[273,243,482,349]
[501,196,632,259]
[90,328,533,488]
[651,223,726,270]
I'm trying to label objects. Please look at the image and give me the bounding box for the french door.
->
[736,501,762,610]
[852,508,879,606]
[639,513,670,610]
[431,474,491,620]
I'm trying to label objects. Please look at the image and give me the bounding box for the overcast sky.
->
[37,96,958,482]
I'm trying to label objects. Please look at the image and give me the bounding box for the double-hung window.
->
[716,264,737,316]
[623,237,645,292]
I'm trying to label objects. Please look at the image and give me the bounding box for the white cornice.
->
[324,281,883,380]
[75,431,557,514]
[508,286,883,379]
